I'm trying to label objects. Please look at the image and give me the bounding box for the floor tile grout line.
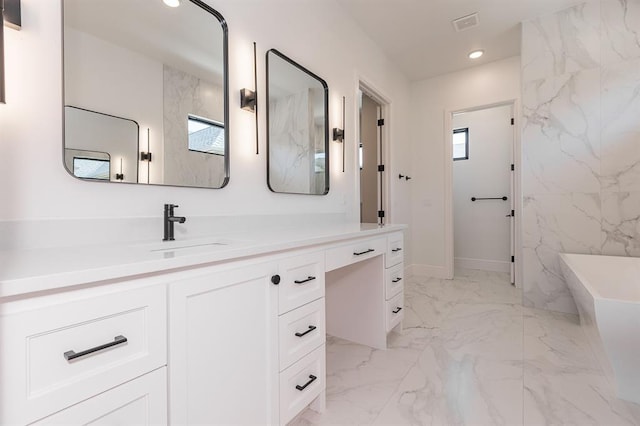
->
[369,328,437,425]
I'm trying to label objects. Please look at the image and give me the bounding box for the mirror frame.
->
[61,0,230,189]
[265,49,330,196]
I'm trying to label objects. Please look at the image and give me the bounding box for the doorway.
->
[450,103,516,284]
[359,91,383,224]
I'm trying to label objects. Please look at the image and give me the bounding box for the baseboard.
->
[406,264,449,279]
[454,257,510,273]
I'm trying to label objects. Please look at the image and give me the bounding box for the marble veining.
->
[292,271,640,425]
[601,191,640,255]
[269,90,313,193]
[602,0,640,65]
[522,193,601,313]
[522,0,640,315]
[522,69,601,195]
[522,2,600,83]
[601,58,640,192]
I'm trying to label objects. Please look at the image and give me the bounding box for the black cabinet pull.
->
[353,249,374,256]
[392,248,403,253]
[294,276,316,284]
[296,374,318,391]
[64,335,127,361]
[271,275,281,285]
[392,307,403,314]
[392,277,403,283]
[295,325,317,337]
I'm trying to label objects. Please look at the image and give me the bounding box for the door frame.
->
[356,77,392,224]
[444,99,522,287]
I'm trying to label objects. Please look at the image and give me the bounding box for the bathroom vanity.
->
[0,224,405,425]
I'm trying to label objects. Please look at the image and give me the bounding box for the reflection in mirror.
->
[62,0,228,188]
[266,49,329,195]
[64,107,138,183]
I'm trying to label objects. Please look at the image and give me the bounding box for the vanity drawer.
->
[0,284,167,425]
[325,237,386,272]
[280,344,326,425]
[386,291,404,332]
[279,298,326,370]
[386,232,404,268]
[385,262,404,300]
[279,252,325,314]
[33,367,167,425]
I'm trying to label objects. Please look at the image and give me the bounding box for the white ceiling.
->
[335,0,587,81]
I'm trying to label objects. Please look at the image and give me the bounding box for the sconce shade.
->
[240,88,256,112]
[4,0,21,29]
[333,128,344,142]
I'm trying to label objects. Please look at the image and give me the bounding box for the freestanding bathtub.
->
[559,253,640,405]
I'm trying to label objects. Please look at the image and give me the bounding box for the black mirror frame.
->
[61,0,230,189]
[265,49,330,196]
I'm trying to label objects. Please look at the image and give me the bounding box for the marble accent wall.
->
[522,0,640,313]
[163,65,226,188]
[268,90,314,193]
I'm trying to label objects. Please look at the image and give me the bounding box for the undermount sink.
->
[150,241,229,252]
[142,238,243,253]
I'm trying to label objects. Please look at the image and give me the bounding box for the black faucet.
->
[163,204,186,241]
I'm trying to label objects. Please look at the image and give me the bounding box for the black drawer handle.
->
[392,277,403,283]
[296,374,318,391]
[353,249,374,256]
[64,335,127,361]
[294,276,316,284]
[295,325,317,337]
[392,307,403,314]
[392,248,403,252]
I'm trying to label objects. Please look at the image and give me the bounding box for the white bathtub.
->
[559,253,640,405]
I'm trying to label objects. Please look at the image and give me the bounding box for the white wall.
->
[0,0,412,251]
[521,1,640,314]
[408,57,521,277]
[453,105,513,272]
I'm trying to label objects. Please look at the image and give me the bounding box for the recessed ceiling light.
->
[163,0,181,7]
[468,50,484,59]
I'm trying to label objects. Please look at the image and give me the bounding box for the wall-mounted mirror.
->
[62,0,229,188]
[266,49,329,195]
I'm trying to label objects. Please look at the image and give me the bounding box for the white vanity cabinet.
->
[0,223,406,425]
[0,282,167,425]
[276,251,327,425]
[384,232,404,331]
[168,252,326,426]
[169,261,279,425]
[32,367,168,425]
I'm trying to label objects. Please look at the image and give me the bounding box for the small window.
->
[73,157,110,180]
[453,128,469,161]
[188,115,225,156]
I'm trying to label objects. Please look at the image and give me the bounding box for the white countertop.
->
[0,223,406,298]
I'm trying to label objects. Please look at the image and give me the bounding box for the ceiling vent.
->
[452,13,479,32]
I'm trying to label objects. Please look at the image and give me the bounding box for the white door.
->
[452,104,514,280]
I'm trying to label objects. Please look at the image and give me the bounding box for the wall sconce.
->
[333,96,346,172]
[240,42,259,155]
[1,0,22,104]
[332,128,344,142]
[240,88,256,112]
[115,158,124,181]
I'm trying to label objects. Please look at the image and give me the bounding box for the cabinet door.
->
[169,263,279,425]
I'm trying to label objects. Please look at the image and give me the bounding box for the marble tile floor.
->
[291,269,640,426]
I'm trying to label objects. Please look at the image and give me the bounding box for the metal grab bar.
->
[471,196,508,202]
